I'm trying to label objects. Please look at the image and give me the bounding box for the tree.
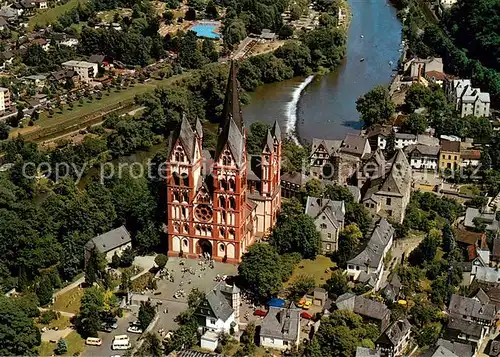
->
[0,296,41,356]
[246,122,271,155]
[336,224,362,267]
[278,25,294,39]
[120,270,131,292]
[430,276,453,306]
[442,223,455,253]
[201,39,218,62]
[223,19,247,50]
[119,246,135,267]
[138,301,156,331]
[77,286,104,338]
[179,31,205,69]
[288,275,316,301]
[238,243,283,301]
[36,275,53,306]
[85,246,106,284]
[408,230,440,266]
[405,83,432,113]
[164,10,174,24]
[402,113,428,134]
[416,322,442,347]
[55,338,68,355]
[270,214,321,259]
[155,254,168,269]
[205,0,218,19]
[187,288,205,309]
[356,85,395,128]
[110,252,121,269]
[305,178,323,197]
[0,121,9,140]
[138,333,163,357]
[323,270,349,299]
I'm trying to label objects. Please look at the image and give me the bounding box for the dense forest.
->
[443,0,500,72]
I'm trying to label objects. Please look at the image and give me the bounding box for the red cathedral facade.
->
[165,62,282,263]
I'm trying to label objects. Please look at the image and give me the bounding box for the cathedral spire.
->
[221,60,244,133]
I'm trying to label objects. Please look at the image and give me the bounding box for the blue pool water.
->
[190,23,221,39]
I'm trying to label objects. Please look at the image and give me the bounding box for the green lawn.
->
[285,256,336,287]
[36,314,72,330]
[459,184,481,196]
[29,0,88,30]
[52,286,84,315]
[12,76,183,139]
[38,331,85,357]
[97,8,132,22]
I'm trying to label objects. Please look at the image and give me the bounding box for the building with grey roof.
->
[464,207,499,232]
[422,346,458,357]
[436,338,474,357]
[445,79,490,118]
[376,319,412,357]
[84,225,131,263]
[346,218,394,291]
[488,339,500,357]
[335,293,391,332]
[196,281,240,334]
[405,144,440,170]
[360,149,412,224]
[280,171,310,199]
[305,196,345,254]
[356,347,381,357]
[449,294,496,323]
[447,317,487,348]
[260,304,301,350]
[394,132,417,150]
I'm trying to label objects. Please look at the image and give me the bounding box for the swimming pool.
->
[190,22,221,39]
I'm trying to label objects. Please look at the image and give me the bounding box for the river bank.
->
[243,0,403,143]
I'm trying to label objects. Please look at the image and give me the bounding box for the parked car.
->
[127,325,143,334]
[100,324,113,333]
[254,309,267,317]
[301,311,313,320]
[303,299,312,310]
[297,298,306,307]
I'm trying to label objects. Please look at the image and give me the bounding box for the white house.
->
[260,304,301,350]
[347,218,394,290]
[394,132,417,149]
[439,0,457,8]
[84,225,132,263]
[446,79,491,118]
[62,60,98,83]
[196,282,240,334]
[0,87,11,113]
[405,144,440,170]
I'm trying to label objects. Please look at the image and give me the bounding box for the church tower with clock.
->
[165,61,282,263]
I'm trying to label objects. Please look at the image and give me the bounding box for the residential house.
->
[360,150,412,223]
[259,304,301,350]
[394,132,417,150]
[417,134,440,146]
[440,140,461,170]
[48,69,79,88]
[422,345,459,357]
[12,0,36,16]
[281,172,310,199]
[491,238,500,263]
[31,38,49,51]
[83,225,132,263]
[405,144,440,170]
[196,281,240,334]
[0,7,18,21]
[357,149,390,189]
[0,51,14,69]
[446,79,490,118]
[365,124,392,151]
[309,134,370,183]
[382,274,402,303]
[0,87,11,113]
[375,319,412,357]
[435,339,474,357]
[23,74,47,88]
[446,294,496,350]
[346,218,394,290]
[62,60,98,83]
[0,16,7,30]
[464,207,499,232]
[409,57,444,78]
[335,293,391,332]
[31,0,48,9]
[439,0,457,8]
[305,196,345,254]
[356,347,381,357]
[460,149,481,168]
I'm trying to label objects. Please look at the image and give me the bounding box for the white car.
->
[127,326,143,334]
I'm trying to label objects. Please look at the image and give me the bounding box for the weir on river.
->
[242,0,402,143]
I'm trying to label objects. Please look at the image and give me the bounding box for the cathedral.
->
[165,62,282,263]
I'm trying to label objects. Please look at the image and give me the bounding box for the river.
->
[242,0,403,143]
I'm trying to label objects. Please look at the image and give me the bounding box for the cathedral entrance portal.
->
[198,239,212,259]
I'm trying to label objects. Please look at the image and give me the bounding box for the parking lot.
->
[82,312,141,357]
